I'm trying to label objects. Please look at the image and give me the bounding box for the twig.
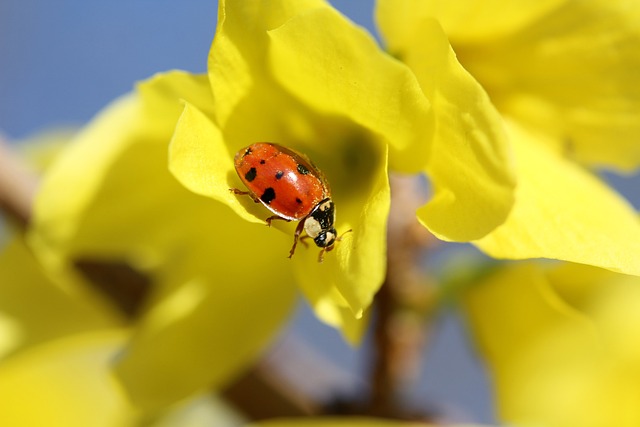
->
[368,174,437,419]
[223,339,324,419]
[0,137,39,226]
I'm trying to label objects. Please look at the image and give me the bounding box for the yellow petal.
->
[0,311,21,361]
[543,262,622,310]
[29,94,138,269]
[463,262,640,426]
[17,127,78,171]
[462,263,596,425]
[209,0,326,128]
[376,0,566,46]
[548,263,640,366]
[310,298,370,346]
[267,6,432,172]
[387,0,640,171]
[0,330,133,427]
[463,262,594,370]
[168,100,387,340]
[171,0,399,343]
[114,206,297,410]
[393,19,515,241]
[208,1,398,171]
[475,121,640,276]
[137,71,215,130]
[0,236,120,359]
[168,101,264,225]
[181,0,398,332]
[292,147,389,335]
[28,71,299,409]
[461,0,640,171]
[30,71,213,271]
[152,395,246,427]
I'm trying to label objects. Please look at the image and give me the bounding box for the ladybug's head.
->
[304,198,336,247]
[304,198,346,262]
[313,227,337,248]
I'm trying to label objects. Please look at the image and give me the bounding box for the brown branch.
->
[368,174,437,419]
[0,137,39,226]
[222,339,323,419]
[74,258,152,318]
[223,366,315,419]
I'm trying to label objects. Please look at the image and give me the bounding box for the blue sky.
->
[0,0,376,139]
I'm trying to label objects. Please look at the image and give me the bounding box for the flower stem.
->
[368,174,437,419]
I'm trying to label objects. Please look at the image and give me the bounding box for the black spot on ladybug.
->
[261,187,276,204]
[245,167,257,182]
[275,171,284,180]
[260,159,266,165]
[243,148,252,157]
[295,197,303,204]
[297,164,310,175]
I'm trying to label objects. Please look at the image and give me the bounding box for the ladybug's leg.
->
[317,242,336,263]
[317,247,328,263]
[288,220,306,259]
[265,215,291,227]
[229,188,260,203]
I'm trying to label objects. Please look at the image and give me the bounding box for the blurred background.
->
[8,0,613,424]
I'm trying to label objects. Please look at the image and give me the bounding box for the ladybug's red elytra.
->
[231,142,348,262]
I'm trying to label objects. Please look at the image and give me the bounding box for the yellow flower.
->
[0,232,250,426]
[377,0,640,275]
[462,261,640,427]
[0,235,124,426]
[170,0,515,321]
[0,326,244,427]
[0,236,121,360]
[28,0,515,410]
[28,71,300,409]
[0,329,135,427]
[169,0,406,334]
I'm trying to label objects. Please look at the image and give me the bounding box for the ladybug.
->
[231,142,347,262]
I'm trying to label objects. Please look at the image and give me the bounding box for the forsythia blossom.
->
[28,0,598,412]
[377,0,640,275]
[463,261,640,427]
